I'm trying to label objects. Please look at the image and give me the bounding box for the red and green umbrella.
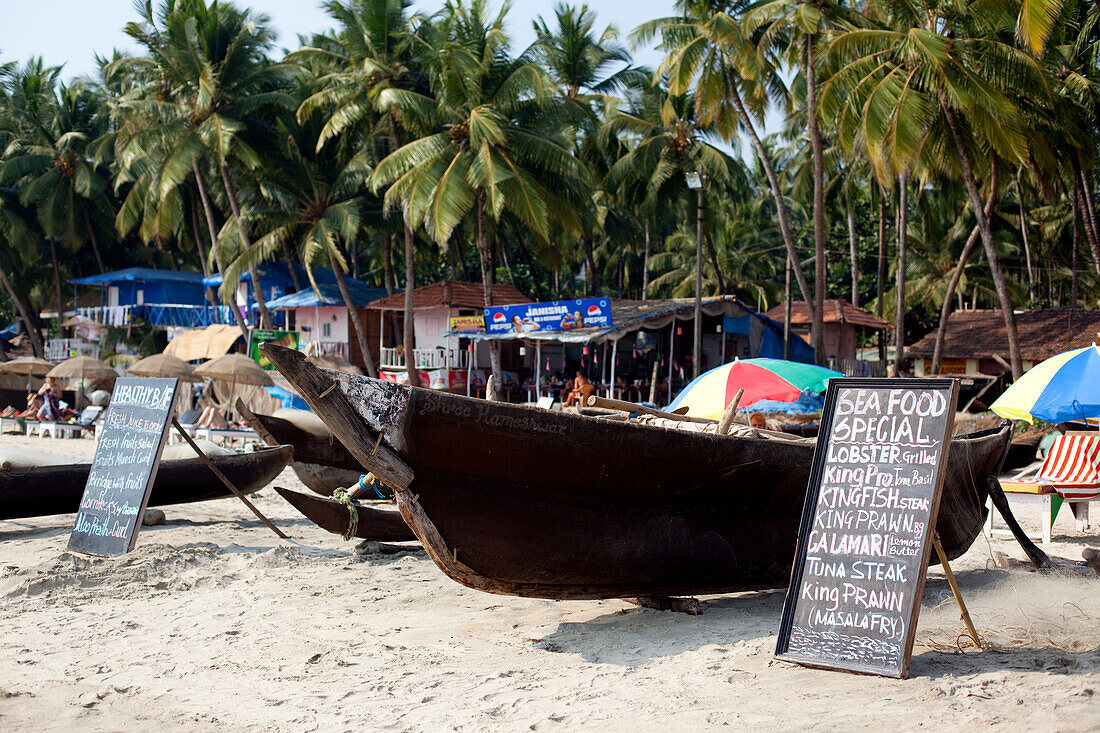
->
[667,358,843,420]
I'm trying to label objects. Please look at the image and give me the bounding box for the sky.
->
[0,0,677,79]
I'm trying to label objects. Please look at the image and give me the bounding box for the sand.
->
[1,432,1098,731]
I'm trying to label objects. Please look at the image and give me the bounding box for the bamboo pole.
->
[172,418,287,539]
[932,533,982,649]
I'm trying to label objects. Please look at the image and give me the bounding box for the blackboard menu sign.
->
[776,378,959,678]
[67,377,179,557]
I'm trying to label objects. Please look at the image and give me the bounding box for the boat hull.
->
[274,487,414,541]
[238,406,363,495]
[263,346,1014,599]
[0,445,292,520]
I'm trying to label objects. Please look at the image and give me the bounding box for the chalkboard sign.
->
[67,377,179,557]
[776,378,959,678]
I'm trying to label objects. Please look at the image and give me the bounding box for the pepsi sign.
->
[484,298,613,334]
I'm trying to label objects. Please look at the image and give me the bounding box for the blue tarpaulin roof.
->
[70,268,206,286]
[202,263,362,289]
[261,281,390,309]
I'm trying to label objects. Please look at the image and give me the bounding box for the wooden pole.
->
[717,388,744,435]
[585,394,714,424]
[172,418,288,539]
[932,533,982,650]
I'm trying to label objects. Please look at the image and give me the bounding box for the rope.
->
[331,487,358,541]
[358,473,388,499]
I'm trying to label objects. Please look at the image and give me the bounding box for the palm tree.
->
[223,96,380,376]
[638,1,819,353]
[295,0,428,386]
[112,0,292,334]
[372,0,590,388]
[824,0,1046,378]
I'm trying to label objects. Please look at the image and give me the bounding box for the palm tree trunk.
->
[402,223,419,387]
[642,221,651,300]
[583,237,598,295]
[1072,196,1080,306]
[80,209,105,274]
[847,200,858,307]
[1017,171,1035,304]
[382,231,396,295]
[931,162,998,374]
[893,176,908,377]
[193,163,250,340]
[725,77,814,316]
[876,185,887,363]
[283,241,302,292]
[1071,154,1100,276]
[704,232,725,294]
[219,162,273,330]
[476,191,502,392]
[189,193,219,307]
[806,35,827,365]
[941,101,1022,379]
[330,247,377,377]
[0,259,44,357]
[50,238,63,327]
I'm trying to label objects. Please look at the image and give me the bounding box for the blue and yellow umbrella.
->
[990,345,1100,424]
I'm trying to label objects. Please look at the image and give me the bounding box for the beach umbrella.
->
[667,358,844,420]
[194,353,273,419]
[47,356,119,410]
[193,353,274,386]
[0,356,54,391]
[127,353,198,382]
[990,345,1100,424]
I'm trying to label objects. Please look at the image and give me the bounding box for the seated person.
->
[194,406,228,430]
[36,377,63,422]
[749,413,769,431]
[559,376,575,404]
[563,374,596,408]
[18,394,44,419]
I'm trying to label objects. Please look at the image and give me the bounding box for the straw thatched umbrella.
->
[127,353,198,382]
[47,356,119,410]
[194,354,273,419]
[0,356,54,391]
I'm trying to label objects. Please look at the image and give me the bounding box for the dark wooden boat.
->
[263,344,1047,599]
[237,401,363,496]
[1002,429,1045,471]
[0,445,292,520]
[274,486,415,541]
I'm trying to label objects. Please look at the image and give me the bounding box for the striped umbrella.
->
[990,344,1100,424]
[667,358,843,420]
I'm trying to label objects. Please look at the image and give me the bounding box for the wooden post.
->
[609,339,618,399]
[717,388,744,435]
[172,418,288,539]
[932,533,982,650]
[584,394,714,424]
[648,360,659,405]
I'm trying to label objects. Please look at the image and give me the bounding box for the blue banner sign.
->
[485,298,613,334]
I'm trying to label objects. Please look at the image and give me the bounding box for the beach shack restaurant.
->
[437,294,812,403]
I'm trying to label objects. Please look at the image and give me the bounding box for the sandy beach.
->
[1,432,1098,732]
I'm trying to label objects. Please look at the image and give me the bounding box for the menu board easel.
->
[68,378,178,556]
[775,378,963,678]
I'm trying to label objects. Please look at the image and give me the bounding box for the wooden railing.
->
[380,346,470,370]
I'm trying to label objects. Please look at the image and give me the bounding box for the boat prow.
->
[274,486,415,541]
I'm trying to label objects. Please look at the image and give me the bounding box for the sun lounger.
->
[990,433,1099,543]
[0,416,22,434]
[192,426,258,447]
[29,421,84,439]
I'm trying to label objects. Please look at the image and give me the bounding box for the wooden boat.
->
[0,443,292,520]
[236,401,363,495]
[263,344,1047,600]
[274,486,415,541]
[1001,429,1045,471]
